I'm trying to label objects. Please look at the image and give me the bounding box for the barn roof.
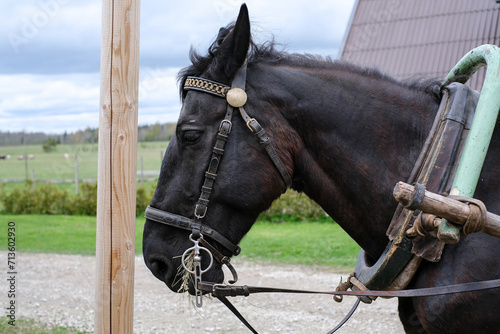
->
[339,0,500,90]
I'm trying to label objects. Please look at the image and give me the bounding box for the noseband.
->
[145,61,292,306]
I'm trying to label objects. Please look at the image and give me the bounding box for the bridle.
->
[144,62,500,333]
[144,60,292,304]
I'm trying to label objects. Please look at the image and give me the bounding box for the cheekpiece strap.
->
[184,77,230,98]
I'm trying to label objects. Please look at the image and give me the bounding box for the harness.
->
[145,45,500,333]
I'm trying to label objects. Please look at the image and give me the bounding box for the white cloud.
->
[0,68,182,133]
[0,73,100,133]
[138,67,183,125]
[0,0,356,133]
[0,74,98,112]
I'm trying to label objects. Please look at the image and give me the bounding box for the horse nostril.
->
[147,258,172,283]
[150,261,164,278]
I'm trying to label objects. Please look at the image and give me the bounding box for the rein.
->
[196,277,500,334]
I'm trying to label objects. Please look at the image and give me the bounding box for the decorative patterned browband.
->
[184,77,230,98]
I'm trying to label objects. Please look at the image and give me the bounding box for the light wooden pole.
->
[95,0,140,333]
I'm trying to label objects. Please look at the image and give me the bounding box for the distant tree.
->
[42,137,58,153]
[138,123,175,142]
[144,123,161,141]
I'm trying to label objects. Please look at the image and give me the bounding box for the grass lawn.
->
[239,221,360,268]
[1,214,359,268]
[0,317,84,334]
[1,214,142,255]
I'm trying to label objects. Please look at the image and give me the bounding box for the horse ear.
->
[231,4,251,66]
[217,4,251,78]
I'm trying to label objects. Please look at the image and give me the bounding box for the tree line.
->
[0,123,176,146]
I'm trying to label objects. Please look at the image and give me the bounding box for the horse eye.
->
[182,130,202,144]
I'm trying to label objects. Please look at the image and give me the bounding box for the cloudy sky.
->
[0,0,355,134]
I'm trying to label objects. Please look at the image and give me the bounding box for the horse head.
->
[143,4,297,293]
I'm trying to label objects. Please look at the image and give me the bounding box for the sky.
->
[0,0,355,134]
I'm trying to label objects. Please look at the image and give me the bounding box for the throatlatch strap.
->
[239,106,292,189]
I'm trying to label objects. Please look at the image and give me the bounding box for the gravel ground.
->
[1,251,405,333]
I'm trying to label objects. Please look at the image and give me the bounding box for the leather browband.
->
[184,77,230,98]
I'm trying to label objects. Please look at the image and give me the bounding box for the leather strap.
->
[239,106,292,189]
[193,107,233,220]
[145,206,241,256]
[201,278,500,299]
[216,294,258,334]
[327,300,360,334]
[199,238,239,284]
[232,59,248,90]
[184,77,229,98]
[192,62,247,220]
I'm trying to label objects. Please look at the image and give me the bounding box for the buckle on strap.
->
[194,203,208,219]
[246,118,262,133]
[219,119,232,135]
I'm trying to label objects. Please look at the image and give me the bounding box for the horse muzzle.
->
[143,237,225,294]
[143,213,231,296]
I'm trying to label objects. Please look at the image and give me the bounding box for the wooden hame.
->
[393,181,500,240]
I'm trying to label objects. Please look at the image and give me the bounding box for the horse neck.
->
[261,62,439,259]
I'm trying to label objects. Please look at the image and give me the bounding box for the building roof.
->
[340,0,500,90]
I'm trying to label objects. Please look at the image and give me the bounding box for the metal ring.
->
[181,246,214,274]
[408,183,426,210]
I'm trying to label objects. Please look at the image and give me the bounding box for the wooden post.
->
[95,0,140,333]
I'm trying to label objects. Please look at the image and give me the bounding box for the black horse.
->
[143,5,500,333]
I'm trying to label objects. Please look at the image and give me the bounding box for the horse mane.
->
[178,23,441,100]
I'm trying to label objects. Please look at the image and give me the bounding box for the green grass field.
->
[0,142,167,185]
[0,317,84,334]
[240,221,360,267]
